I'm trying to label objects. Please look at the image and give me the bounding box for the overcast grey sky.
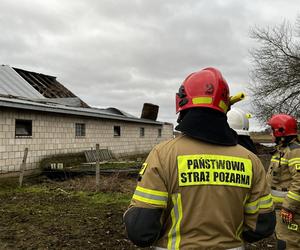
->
[1,0,299,130]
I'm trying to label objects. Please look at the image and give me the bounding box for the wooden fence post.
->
[19,147,28,187]
[95,144,100,192]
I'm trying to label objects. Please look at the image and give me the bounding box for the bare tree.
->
[249,19,300,123]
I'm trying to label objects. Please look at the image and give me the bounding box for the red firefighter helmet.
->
[176,67,230,113]
[267,114,298,137]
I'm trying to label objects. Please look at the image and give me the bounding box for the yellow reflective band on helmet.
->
[168,193,183,250]
[133,186,168,207]
[177,154,252,188]
[244,194,273,214]
[296,164,300,170]
[218,100,228,112]
[192,96,212,105]
[287,191,300,202]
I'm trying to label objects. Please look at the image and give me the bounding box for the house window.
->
[158,128,162,137]
[114,126,121,137]
[140,127,145,137]
[15,119,32,137]
[75,123,85,137]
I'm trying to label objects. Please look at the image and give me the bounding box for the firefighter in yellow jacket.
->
[124,67,275,249]
[267,114,300,250]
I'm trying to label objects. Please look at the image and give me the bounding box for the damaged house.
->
[0,65,173,175]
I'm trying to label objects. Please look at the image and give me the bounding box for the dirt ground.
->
[0,173,143,250]
[0,171,277,250]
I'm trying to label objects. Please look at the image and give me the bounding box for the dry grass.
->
[40,174,137,194]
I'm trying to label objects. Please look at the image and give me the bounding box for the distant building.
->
[0,65,173,175]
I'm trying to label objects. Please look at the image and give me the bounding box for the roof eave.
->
[0,99,163,125]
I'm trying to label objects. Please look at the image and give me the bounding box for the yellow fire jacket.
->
[267,140,300,213]
[125,134,274,249]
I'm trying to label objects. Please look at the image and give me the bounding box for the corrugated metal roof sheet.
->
[0,96,163,125]
[0,65,45,99]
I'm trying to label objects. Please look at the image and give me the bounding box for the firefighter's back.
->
[154,134,264,249]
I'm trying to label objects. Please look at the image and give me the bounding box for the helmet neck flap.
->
[175,108,238,146]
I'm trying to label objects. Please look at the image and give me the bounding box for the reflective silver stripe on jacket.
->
[155,246,244,250]
[227,247,245,250]
[271,189,287,198]
[134,190,168,202]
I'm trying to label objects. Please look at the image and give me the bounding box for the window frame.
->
[75,123,86,137]
[15,119,32,138]
[158,128,162,138]
[113,125,121,137]
[140,127,145,137]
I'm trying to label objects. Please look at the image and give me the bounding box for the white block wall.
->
[0,109,174,174]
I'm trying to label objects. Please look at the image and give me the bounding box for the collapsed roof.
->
[0,65,163,125]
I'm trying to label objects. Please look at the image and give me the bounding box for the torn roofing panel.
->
[13,67,75,98]
[12,66,89,107]
[0,65,44,99]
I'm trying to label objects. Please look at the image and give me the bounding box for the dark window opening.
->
[140,127,145,137]
[15,119,32,137]
[114,126,121,137]
[158,128,162,137]
[75,123,86,137]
